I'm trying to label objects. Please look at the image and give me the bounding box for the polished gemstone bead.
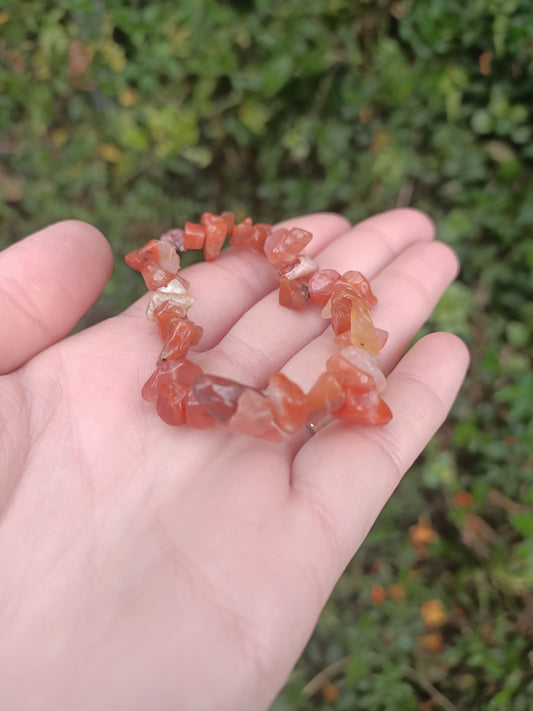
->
[267,372,307,433]
[146,280,196,319]
[264,227,313,269]
[191,375,248,423]
[228,389,284,442]
[221,211,235,236]
[156,381,189,426]
[325,284,379,354]
[349,293,380,355]
[340,271,377,307]
[184,389,216,429]
[263,228,288,261]
[229,218,253,248]
[159,319,198,361]
[153,301,187,338]
[125,239,180,274]
[246,223,273,253]
[145,359,204,427]
[159,228,186,252]
[333,327,388,352]
[202,213,228,261]
[184,222,206,250]
[332,388,392,425]
[278,275,308,311]
[142,358,203,403]
[308,269,340,306]
[326,354,375,392]
[280,255,318,281]
[140,263,178,291]
[321,281,360,328]
[230,220,271,252]
[340,346,387,393]
[329,292,353,334]
[305,372,345,429]
[200,212,219,226]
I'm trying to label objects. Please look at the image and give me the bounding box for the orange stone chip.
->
[153,301,187,338]
[140,263,178,291]
[308,268,340,306]
[185,389,216,430]
[305,372,346,429]
[332,388,392,426]
[156,381,189,426]
[340,271,377,307]
[264,227,312,269]
[228,389,284,442]
[142,358,203,403]
[278,275,308,311]
[192,374,247,423]
[229,217,253,248]
[202,214,228,261]
[267,373,307,433]
[159,319,198,361]
[231,221,272,253]
[184,222,206,250]
[326,354,375,391]
[125,239,180,274]
[220,211,235,235]
[349,293,380,355]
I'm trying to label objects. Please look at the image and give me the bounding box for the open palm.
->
[0,210,468,711]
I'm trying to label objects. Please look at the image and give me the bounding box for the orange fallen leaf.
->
[97,143,122,163]
[452,490,473,508]
[370,583,386,605]
[418,632,443,652]
[421,600,447,628]
[479,51,493,76]
[69,39,94,79]
[322,682,341,702]
[409,516,438,546]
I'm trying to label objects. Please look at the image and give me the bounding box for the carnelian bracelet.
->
[125,211,392,442]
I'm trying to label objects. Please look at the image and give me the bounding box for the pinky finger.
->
[289,332,470,589]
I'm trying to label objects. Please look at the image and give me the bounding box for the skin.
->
[0,210,469,711]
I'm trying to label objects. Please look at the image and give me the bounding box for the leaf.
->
[69,39,93,80]
[421,600,447,628]
[239,101,271,135]
[118,89,138,107]
[97,143,122,163]
[511,514,533,538]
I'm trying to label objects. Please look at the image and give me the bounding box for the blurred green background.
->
[1,0,532,708]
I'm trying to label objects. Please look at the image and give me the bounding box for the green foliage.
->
[1,0,532,708]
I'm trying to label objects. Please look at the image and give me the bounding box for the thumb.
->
[0,220,113,374]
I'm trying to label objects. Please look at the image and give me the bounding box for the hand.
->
[0,210,468,711]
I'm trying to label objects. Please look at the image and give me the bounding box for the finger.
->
[0,220,113,374]
[289,333,470,587]
[123,213,351,350]
[199,208,435,386]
